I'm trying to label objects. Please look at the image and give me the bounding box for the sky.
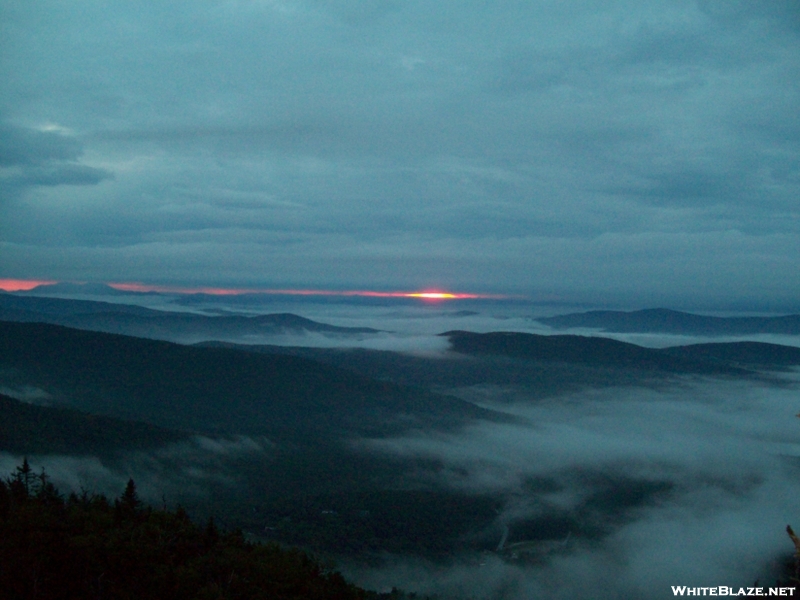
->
[1,0,799,309]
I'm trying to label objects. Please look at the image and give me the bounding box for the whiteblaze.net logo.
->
[672,587,796,597]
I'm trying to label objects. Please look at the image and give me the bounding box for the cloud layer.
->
[1,0,798,307]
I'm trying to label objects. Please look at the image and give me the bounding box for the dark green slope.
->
[662,341,800,368]
[205,329,794,404]
[441,330,744,374]
[0,321,499,440]
[198,341,665,397]
[0,393,188,456]
[537,308,800,335]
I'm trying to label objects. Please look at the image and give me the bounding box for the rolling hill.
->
[0,392,188,456]
[441,330,746,374]
[0,320,499,441]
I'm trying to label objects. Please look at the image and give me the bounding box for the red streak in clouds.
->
[0,279,58,292]
[108,282,507,300]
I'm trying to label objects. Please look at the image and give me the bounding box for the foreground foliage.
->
[0,460,412,600]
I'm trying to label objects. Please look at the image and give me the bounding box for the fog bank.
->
[350,375,800,599]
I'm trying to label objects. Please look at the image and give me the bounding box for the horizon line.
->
[109,282,512,300]
[0,279,517,300]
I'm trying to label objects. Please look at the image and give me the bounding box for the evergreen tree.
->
[33,468,62,510]
[115,477,142,522]
[14,456,32,495]
[121,478,141,511]
[0,479,8,519]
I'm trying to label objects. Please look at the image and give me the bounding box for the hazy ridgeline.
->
[1,293,800,599]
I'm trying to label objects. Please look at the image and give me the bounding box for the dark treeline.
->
[0,460,421,600]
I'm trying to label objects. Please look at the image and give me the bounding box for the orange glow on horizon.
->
[0,279,511,300]
[0,279,58,292]
[107,282,509,300]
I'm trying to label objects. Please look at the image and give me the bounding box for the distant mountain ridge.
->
[441,330,745,374]
[0,292,380,342]
[441,331,800,373]
[536,308,800,335]
[17,282,132,296]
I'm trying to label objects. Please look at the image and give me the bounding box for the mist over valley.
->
[1,290,800,598]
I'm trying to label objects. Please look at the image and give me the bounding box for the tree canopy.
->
[0,461,420,600]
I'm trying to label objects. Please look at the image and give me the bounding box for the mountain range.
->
[3,300,800,563]
[536,308,800,335]
[0,292,380,343]
[0,321,500,443]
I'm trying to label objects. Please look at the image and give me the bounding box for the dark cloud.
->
[698,0,800,34]
[0,124,113,196]
[12,164,113,187]
[603,168,749,206]
[0,123,83,166]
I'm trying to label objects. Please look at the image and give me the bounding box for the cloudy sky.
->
[1,0,798,308]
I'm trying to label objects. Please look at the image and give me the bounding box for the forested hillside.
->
[0,460,416,600]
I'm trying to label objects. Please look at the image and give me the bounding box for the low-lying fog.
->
[346,372,800,599]
[7,292,800,598]
[181,300,800,350]
[6,373,798,598]
[228,300,800,350]
[0,434,269,507]
[23,289,800,349]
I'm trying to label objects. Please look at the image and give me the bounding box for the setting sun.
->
[406,292,458,300]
